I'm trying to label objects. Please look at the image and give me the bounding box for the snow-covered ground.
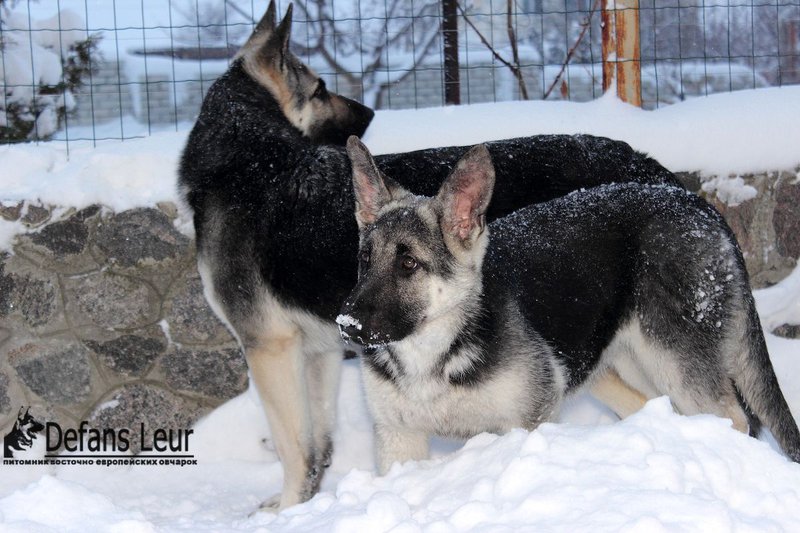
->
[2,88,800,531]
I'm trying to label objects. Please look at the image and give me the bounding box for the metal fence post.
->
[602,0,642,107]
[442,0,461,105]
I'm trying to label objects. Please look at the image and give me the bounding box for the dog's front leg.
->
[304,345,343,485]
[246,330,315,511]
[374,423,429,475]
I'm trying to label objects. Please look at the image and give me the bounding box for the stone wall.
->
[0,203,244,450]
[688,170,800,288]
[1,170,798,447]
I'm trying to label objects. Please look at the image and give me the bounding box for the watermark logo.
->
[3,407,196,467]
[3,407,45,459]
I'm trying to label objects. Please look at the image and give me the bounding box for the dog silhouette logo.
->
[3,407,45,459]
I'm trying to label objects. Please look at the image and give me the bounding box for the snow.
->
[700,175,758,206]
[754,265,800,333]
[2,320,800,531]
[2,87,800,531]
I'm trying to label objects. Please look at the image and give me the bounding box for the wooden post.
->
[442,0,461,105]
[602,0,641,107]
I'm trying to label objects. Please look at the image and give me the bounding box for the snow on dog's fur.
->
[179,0,680,511]
[341,137,800,474]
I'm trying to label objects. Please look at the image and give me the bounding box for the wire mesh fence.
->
[1,0,798,146]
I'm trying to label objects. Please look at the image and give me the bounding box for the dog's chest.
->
[363,360,528,439]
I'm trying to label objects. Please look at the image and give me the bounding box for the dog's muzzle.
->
[336,313,365,345]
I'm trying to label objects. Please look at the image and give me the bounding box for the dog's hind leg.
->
[619,318,752,434]
[246,328,315,511]
[590,368,649,419]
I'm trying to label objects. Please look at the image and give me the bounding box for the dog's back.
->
[486,185,719,382]
[489,183,800,460]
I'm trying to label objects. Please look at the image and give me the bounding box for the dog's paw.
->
[250,494,282,516]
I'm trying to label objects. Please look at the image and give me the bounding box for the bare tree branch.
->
[456,2,514,71]
[375,22,443,107]
[456,1,529,99]
[506,0,528,99]
[543,0,600,99]
[289,0,440,106]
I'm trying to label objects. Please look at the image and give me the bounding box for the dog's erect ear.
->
[272,3,294,66]
[347,136,408,228]
[240,3,293,65]
[436,144,495,245]
[237,1,277,55]
[257,0,278,35]
[347,136,387,227]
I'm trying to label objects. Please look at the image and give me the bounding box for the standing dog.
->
[179,1,680,510]
[340,138,800,474]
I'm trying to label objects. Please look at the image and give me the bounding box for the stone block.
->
[82,326,168,378]
[0,202,23,221]
[163,275,233,345]
[22,204,53,228]
[0,252,13,318]
[7,340,92,405]
[0,254,63,331]
[94,208,190,268]
[17,206,102,274]
[774,178,800,259]
[161,346,247,401]
[63,271,160,330]
[704,173,796,288]
[89,383,204,454]
[0,371,10,417]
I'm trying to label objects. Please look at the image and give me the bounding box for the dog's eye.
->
[400,255,418,272]
[312,80,327,100]
[359,250,370,264]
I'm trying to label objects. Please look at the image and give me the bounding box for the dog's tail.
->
[734,294,800,462]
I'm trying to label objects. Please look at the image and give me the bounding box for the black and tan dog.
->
[340,138,800,474]
[179,1,679,511]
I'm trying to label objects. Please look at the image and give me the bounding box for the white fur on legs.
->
[375,424,429,475]
[246,331,312,511]
[305,346,343,468]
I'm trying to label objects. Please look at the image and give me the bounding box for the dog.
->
[179,1,681,510]
[4,407,45,459]
[338,137,800,474]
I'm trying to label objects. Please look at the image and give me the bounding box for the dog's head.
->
[338,136,495,347]
[19,408,44,432]
[15,407,44,438]
[236,1,374,145]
